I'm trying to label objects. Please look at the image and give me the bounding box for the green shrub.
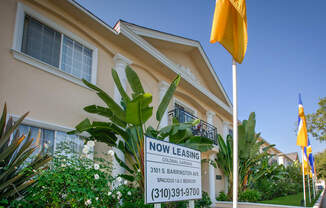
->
[11,141,157,208]
[195,191,212,208]
[239,189,262,202]
[162,201,187,208]
[216,191,229,201]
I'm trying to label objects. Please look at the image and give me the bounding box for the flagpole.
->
[301,148,307,207]
[312,175,316,199]
[232,59,238,208]
[307,173,311,203]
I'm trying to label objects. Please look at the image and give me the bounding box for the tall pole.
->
[301,148,307,207]
[312,175,316,199]
[307,174,311,203]
[232,59,238,208]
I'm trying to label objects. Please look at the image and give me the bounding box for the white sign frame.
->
[144,136,202,204]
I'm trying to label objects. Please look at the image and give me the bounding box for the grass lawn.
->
[259,191,321,207]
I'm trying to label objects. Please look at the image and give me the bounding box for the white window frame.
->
[12,2,98,87]
[10,114,92,159]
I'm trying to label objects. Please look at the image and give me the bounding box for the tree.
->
[315,149,326,180]
[69,65,213,191]
[306,97,326,142]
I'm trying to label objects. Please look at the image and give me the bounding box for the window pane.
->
[61,35,92,81]
[43,129,55,155]
[17,125,55,156]
[22,16,61,67]
[54,131,84,156]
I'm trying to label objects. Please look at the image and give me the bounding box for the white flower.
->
[95,197,99,201]
[94,174,99,180]
[62,194,67,199]
[124,180,128,185]
[137,169,141,173]
[82,145,89,154]
[116,177,122,182]
[108,150,114,156]
[87,141,95,147]
[127,191,131,196]
[108,191,112,196]
[61,164,66,168]
[117,191,121,196]
[85,199,91,206]
[94,163,100,170]
[107,181,111,187]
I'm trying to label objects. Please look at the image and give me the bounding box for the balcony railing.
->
[168,108,218,145]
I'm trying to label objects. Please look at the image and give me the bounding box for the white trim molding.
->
[12,2,98,85]
[118,21,232,114]
[122,21,233,109]
[11,114,72,133]
[11,49,90,90]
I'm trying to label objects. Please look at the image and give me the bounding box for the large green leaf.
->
[114,153,134,174]
[125,65,144,96]
[156,75,181,122]
[125,126,142,155]
[181,136,213,152]
[97,92,126,122]
[112,68,130,104]
[82,79,126,122]
[84,105,126,128]
[119,174,135,182]
[126,93,153,125]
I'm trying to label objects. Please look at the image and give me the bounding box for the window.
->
[12,3,97,85]
[228,129,233,137]
[17,124,85,157]
[174,103,196,123]
[21,15,93,82]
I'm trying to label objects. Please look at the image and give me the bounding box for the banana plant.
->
[69,65,213,190]
[238,112,274,192]
[215,134,233,198]
[214,112,274,198]
[0,104,52,203]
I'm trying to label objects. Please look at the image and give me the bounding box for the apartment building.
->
[0,0,237,203]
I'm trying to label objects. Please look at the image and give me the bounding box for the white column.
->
[158,81,169,129]
[278,156,284,166]
[206,111,215,126]
[222,121,230,140]
[112,53,132,178]
[113,53,132,104]
[222,121,230,194]
[209,153,216,205]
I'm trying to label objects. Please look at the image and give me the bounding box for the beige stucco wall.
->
[0,0,233,200]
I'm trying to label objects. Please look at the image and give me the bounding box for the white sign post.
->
[144,137,202,204]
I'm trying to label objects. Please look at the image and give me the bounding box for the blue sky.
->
[76,0,326,155]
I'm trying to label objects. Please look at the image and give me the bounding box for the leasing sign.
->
[144,137,202,204]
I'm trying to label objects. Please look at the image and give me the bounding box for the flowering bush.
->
[11,141,126,207]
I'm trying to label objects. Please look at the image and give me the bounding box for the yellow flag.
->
[210,0,248,63]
